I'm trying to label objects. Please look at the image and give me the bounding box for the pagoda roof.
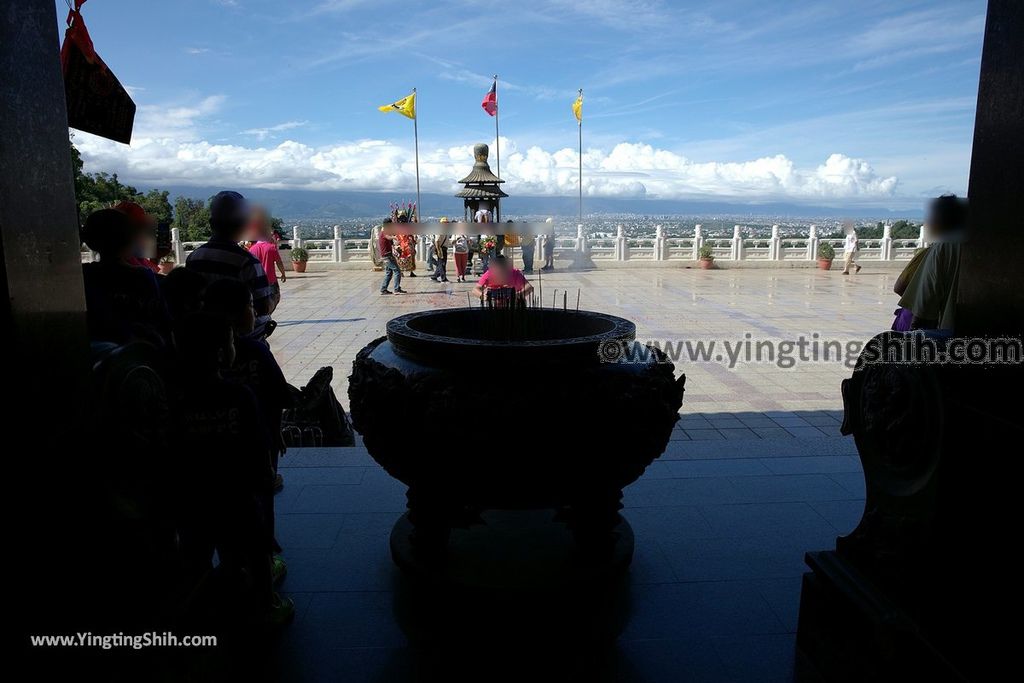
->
[455,185,508,199]
[458,161,505,185]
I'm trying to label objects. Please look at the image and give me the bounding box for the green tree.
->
[138,189,173,225]
[70,136,174,227]
[172,196,211,242]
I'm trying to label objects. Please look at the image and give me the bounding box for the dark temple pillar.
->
[958,1,1024,335]
[3,0,92,661]
[795,2,1023,681]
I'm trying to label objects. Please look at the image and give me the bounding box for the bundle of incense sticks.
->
[471,286,583,341]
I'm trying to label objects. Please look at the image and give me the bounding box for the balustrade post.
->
[732,225,743,260]
[333,225,345,262]
[693,224,703,260]
[770,225,781,260]
[882,222,893,260]
[655,224,666,260]
[292,225,302,249]
[918,223,928,249]
[171,227,184,264]
[807,224,818,261]
[615,224,626,261]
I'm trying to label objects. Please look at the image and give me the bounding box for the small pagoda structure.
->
[456,143,507,222]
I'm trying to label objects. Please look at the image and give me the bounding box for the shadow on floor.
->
[263,409,863,681]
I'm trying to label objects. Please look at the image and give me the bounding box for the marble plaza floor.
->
[262,267,886,681]
[269,265,898,419]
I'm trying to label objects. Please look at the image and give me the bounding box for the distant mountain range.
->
[157,186,924,221]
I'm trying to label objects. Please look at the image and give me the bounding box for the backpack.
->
[281,366,355,447]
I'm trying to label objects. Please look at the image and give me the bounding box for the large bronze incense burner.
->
[349,307,685,568]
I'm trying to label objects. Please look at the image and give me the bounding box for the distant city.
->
[284,215,921,241]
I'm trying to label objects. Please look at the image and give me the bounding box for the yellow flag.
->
[572,91,583,123]
[378,92,416,119]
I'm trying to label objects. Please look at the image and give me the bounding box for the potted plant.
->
[698,245,715,269]
[817,242,835,270]
[291,247,310,273]
[158,253,176,275]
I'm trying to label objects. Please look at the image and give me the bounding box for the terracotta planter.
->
[699,258,715,270]
[293,261,308,273]
[158,262,175,275]
[817,258,833,271]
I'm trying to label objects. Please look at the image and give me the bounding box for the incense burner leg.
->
[405,487,453,556]
[569,489,624,556]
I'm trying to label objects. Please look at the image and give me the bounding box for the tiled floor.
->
[269,266,896,415]
[271,428,865,681]
[263,267,880,680]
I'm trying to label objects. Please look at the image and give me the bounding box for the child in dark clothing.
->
[81,208,171,346]
[173,313,293,626]
[202,279,293,488]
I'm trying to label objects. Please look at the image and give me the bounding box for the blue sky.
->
[67,0,986,207]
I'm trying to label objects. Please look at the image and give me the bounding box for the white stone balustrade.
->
[126,223,924,269]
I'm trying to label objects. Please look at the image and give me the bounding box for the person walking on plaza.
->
[842,225,861,274]
[431,231,450,283]
[453,234,469,282]
[379,222,406,295]
[248,207,286,309]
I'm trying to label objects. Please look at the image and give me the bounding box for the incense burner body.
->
[349,309,686,550]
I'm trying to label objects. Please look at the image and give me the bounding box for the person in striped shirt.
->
[185,191,276,317]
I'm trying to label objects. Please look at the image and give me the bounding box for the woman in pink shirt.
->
[473,255,534,302]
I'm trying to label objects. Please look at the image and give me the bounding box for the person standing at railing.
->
[542,229,555,271]
[841,226,861,275]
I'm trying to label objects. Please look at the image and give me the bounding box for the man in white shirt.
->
[842,228,861,274]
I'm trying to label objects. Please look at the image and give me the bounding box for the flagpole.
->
[578,88,583,229]
[413,87,421,222]
[493,75,500,219]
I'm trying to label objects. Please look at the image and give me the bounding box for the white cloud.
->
[184,47,211,55]
[72,93,898,201]
[74,133,898,201]
[240,120,310,140]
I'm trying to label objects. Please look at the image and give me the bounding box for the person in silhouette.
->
[81,208,171,346]
[160,266,207,325]
[185,191,276,317]
[203,278,293,492]
[114,201,161,273]
[172,312,293,626]
[898,194,968,330]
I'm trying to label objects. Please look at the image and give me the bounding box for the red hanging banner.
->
[61,0,136,144]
